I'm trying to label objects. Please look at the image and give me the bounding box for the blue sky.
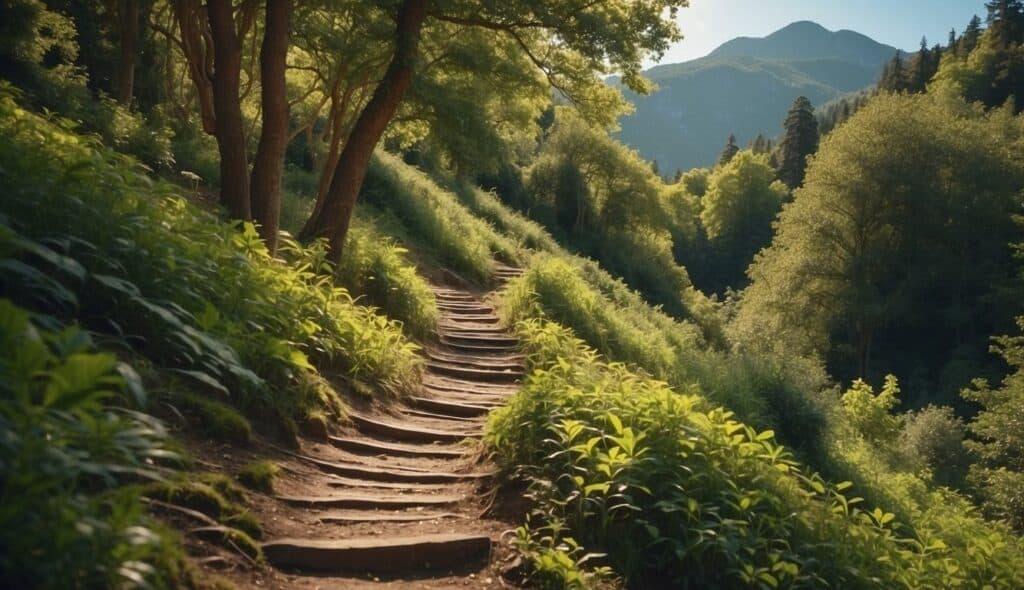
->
[654,0,989,65]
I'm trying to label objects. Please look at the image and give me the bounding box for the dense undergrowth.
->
[0,92,422,434]
[488,320,1024,588]
[499,255,828,457]
[0,298,190,588]
[0,92,427,585]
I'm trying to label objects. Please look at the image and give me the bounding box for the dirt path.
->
[251,266,526,588]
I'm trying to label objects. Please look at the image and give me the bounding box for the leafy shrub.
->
[839,376,903,445]
[0,299,187,588]
[963,320,1024,531]
[0,94,422,432]
[488,319,1024,588]
[898,405,969,487]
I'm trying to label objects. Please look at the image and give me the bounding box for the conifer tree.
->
[718,133,739,167]
[961,15,983,55]
[777,96,818,189]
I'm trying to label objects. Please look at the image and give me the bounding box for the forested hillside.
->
[2,1,1024,589]
[613,21,898,173]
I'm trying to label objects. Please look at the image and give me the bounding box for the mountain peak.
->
[708,21,896,66]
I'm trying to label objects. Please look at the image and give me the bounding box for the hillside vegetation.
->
[3,1,1024,589]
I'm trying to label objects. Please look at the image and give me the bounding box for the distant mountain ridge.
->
[614,21,897,172]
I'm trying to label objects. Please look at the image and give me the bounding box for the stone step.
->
[437,338,520,353]
[301,455,489,483]
[425,352,524,373]
[263,533,491,573]
[436,301,493,311]
[426,361,523,383]
[425,347,523,365]
[277,492,462,509]
[440,333,519,347]
[439,313,500,323]
[400,408,485,424]
[422,375,519,395]
[350,413,481,443]
[329,435,467,459]
[325,475,454,491]
[319,511,463,523]
[410,396,494,417]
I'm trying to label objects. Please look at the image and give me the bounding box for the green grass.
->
[333,208,439,339]
[487,319,1024,588]
[237,461,280,494]
[360,151,526,283]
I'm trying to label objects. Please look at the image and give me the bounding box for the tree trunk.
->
[250,0,293,254]
[207,0,251,220]
[172,0,216,134]
[115,0,139,105]
[299,0,428,259]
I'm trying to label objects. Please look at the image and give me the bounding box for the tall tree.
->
[717,133,739,167]
[734,93,1024,394]
[698,150,787,293]
[879,50,907,91]
[961,14,984,56]
[777,96,818,189]
[249,0,293,252]
[299,0,687,259]
[115,0,141,105]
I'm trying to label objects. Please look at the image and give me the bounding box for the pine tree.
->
[948,28,958,50]
[909,37,931,92]
[718,133,739,167]
[750,133,768,154]
[879,51,906,91]
[651,159,660,178]
[961,15,983,56]
[777,96,818,189]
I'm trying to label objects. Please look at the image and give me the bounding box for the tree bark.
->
[299,0,428,259]
[172,0,216,134]
[115,0,139,105]
[207,0,251,220]
[250,0,293,253]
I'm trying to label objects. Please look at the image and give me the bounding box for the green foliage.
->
[840,376,902,445]
[777,96,819,189]
[0,299,187,588]
[735,92,1024,402]
[237,461,280,494]
[334,209,439,339]
[963,318,1024,530]
[488,319,1024,588]
[696,150,787,292]
[500,256,832,457]
[931,14,1024,113]
[0,93,422,432]
[360,151,524,283]
[525,108,699,317]
[897,405,969,487]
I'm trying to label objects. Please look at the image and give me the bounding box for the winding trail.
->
[260,264,525,588]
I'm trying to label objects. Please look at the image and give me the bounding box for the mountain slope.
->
[615,21,897,172]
